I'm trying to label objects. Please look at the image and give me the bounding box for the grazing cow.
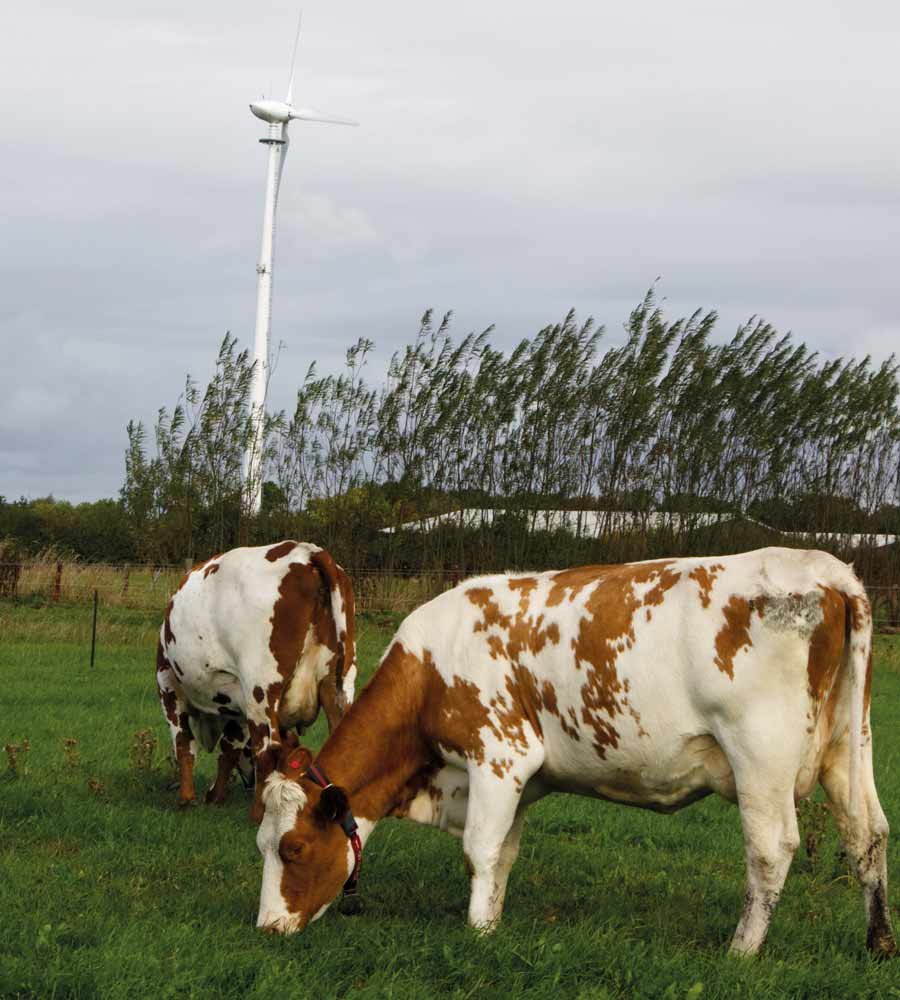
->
[156,541,356,819]
[253,548,896,957]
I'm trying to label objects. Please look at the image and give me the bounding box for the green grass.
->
[1,612,899,1000]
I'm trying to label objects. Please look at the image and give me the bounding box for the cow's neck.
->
[316,642,432,834]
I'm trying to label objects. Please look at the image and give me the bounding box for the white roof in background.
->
[380,508,898,548]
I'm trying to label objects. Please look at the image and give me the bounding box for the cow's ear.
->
[317,785,350,822]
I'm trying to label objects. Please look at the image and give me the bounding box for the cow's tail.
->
[842,574,872,824]
[310,549,355,708]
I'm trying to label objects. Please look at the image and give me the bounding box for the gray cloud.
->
[2,0,899,500]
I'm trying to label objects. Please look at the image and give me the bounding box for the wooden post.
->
[52,561,63,602]
[90,589,99,669]
[122,564,130,597]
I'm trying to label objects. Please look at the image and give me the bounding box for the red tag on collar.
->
[289,759,301,770]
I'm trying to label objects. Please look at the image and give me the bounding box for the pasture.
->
[1,602,899,1000]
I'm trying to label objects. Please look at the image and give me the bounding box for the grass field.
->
[1,604,899,1000]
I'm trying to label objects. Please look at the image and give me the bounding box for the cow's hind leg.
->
[156,651,197,808]
[721,712,805,957]
[463,740,544,932]
[730,782,799,956]
[206,719,248,805]
[820,735,896,957]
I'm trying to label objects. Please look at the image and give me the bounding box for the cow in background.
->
[156,541,356,820]
[252,547,895,957]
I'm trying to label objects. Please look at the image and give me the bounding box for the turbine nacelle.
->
[250,99,293,124]
[250,99,359,127]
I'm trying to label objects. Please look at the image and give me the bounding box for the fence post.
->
[52,561,63,602]
[90,589,99,668]
[122,564,130,597]
[0,564,21,600]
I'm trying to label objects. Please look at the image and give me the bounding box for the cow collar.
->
[302,760,362,901]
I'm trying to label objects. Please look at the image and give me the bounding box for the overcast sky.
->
[2,1,899,502]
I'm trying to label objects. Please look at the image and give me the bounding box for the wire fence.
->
[1,560,899,630]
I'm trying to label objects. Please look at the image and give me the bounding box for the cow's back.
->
[397,547,860,809]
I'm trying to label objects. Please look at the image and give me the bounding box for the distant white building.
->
[380,508,898,548]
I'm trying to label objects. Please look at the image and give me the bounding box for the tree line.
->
[110,290,900,580]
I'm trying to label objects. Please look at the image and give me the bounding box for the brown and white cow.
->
[156,541,356,819]
[253,547,896,957]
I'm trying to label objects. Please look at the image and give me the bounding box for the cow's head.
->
[255,740,354,934]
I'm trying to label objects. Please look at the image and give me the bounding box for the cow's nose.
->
[258,913,302,935]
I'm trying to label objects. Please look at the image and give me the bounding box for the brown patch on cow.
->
[212,691,231,705]
[545,565,610,607]
[487,634,505,660]
[806,588,845,714]
[644,565,682,606]
[158,686,179,728]
[253,685,265,704]
[203,562,220,579]
[163,599,176,647]
[847,594,869,632]
[156,639,170,676]
[621,678,648,738]
[540,680,580,740]
[309,642,438,823]
[266,681,284,721]
[266,540,297,562]
[750,595,768,618]
[569,561,679,756]
[713,596,754,680]
[509,577,539,609]
[467,587,512,633]
[270,561,320,684]
[689,564,723,608]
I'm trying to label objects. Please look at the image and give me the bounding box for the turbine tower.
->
[244,13,357,514]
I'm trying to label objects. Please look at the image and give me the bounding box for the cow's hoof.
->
[205,788,227,805]
[177,797,197,809]
[338,894,363,916]
[868,939,898,961]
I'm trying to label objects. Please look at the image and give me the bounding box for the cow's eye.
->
[279,839,305,863]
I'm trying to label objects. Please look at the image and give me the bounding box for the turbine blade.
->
[285,9,303,106]
[289,106,359,126]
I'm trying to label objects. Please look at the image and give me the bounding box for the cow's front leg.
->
[463,742,543,932]
[206,719,249,804]
[156,643,197,807]
[245,684,283,823]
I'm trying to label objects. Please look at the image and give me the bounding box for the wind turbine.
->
[244,13,357,514]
